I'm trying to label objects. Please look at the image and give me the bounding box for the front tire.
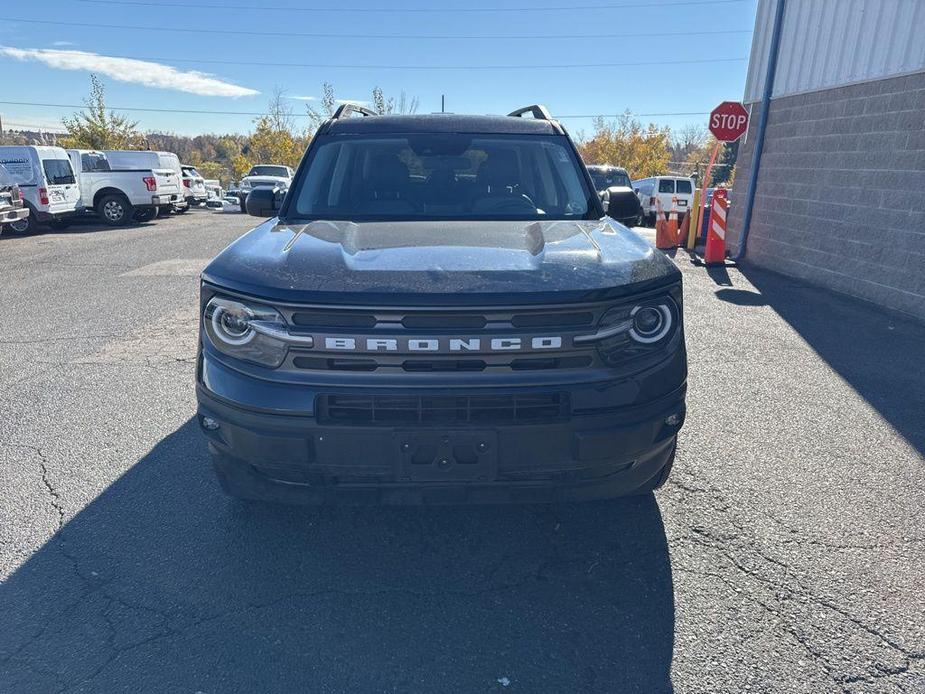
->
[97,194,133,226]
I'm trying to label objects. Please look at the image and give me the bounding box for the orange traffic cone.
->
[678,208,690,246]
[665,196,679,245]
[654,197,671,249]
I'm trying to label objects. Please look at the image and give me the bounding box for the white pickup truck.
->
[236,164,293,212]
[66,150,182,225]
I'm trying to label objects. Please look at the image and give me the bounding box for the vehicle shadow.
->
[0,419,675,693]
[740,265,925,457]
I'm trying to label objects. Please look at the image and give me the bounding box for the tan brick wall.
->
[728,71,925,320]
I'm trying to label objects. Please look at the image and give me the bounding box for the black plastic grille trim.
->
[317,393,568,425]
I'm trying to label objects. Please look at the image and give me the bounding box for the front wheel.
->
[97,194,133,226]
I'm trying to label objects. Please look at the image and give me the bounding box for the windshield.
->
[183,167,202,178]
[588,168,631,191]
[290,133,596,221]
[249,166,289,177]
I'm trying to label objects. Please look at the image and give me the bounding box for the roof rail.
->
[508,104,553,121]
[331,103,379,119]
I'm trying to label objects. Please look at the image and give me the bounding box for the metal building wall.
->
[744,0,925,103]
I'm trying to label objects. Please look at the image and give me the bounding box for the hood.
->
[203,218,680,306]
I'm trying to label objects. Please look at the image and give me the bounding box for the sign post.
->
[688,102,749,249]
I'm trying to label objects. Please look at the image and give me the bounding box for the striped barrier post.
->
[704,187,728,265]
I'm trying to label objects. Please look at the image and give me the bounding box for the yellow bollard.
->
[687,188,701,250]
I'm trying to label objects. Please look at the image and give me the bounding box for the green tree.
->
[61,74,144,149]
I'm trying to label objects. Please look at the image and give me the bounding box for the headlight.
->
[629,304,673,343]
[203,296,288,368]
[584,296,679,366]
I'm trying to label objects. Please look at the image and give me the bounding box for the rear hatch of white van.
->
[655,178,694,214]
[41,155,81,215]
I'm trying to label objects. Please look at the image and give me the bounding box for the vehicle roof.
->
[0,145,68,157]
[324,113,562,136]
[586,164,629,172]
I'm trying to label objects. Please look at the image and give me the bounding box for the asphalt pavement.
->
[1,211,923,693]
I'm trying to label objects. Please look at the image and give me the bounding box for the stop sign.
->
[709,101,749,142]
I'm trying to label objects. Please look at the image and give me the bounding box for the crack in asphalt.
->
[665,471,924,691]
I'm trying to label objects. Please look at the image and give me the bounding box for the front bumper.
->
[196,354,686,504]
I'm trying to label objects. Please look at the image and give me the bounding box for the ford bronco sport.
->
[196,104,687,504]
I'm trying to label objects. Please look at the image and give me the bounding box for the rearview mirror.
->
[246,187,283,217]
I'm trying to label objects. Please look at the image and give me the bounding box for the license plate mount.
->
[396,430,498,482]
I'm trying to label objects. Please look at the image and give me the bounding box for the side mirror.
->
[245,187,283,217]
[604,186,643,225]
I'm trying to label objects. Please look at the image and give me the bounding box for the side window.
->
[81,153,110,173]
[658,179,675,193]
[676,180,692,194]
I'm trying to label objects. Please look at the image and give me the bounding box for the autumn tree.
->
[61,74,144,150]
[243,90,311,171]
[578,113,671,179]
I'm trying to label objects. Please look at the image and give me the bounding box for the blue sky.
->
[1,0,758,138]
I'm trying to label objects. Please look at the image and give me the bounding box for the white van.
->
[0,146,82,233]
[633,176,695,226]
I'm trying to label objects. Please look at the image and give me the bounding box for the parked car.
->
[181,165,209,208]
[0,163,30,232]
[66,149,181,225]
[633,176,695,227]
[237,164,294,212]
[204,178,223,202]
[198,104,686,504]
[103,150,188,214]
[586,165,642,227]
[0,146,81,234]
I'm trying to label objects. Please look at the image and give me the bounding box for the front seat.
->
[357,154,418,215]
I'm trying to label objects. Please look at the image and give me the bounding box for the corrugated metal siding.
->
[744,0,925,103]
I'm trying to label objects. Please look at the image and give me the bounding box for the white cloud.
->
[52,41,76,47]
[336,99,369,106]
[285,95,317,101]
[0,45,259,98]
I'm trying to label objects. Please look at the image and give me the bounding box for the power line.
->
[77,0,747,12]
[0,100,714,119]
[8,16,750,41]
[6,51,748,71]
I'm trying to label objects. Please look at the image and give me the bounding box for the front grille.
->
[277,303,610,374]
[317,393,568,426]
